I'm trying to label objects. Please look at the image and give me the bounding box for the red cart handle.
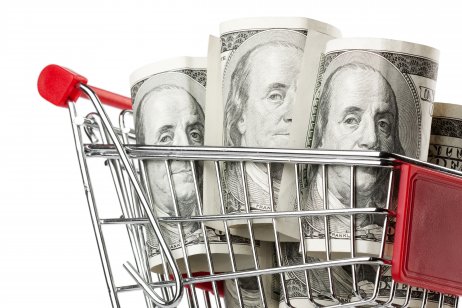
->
[38,64,132,110]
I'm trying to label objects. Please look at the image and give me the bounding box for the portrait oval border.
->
[222,29,307,103]
[317,50,420,158]
[133,71,207,124]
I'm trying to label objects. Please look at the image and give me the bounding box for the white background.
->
[1,0,462,307]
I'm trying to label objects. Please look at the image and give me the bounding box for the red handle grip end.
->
[38,64,88,107]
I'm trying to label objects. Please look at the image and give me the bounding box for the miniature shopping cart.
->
[38,64,462,308]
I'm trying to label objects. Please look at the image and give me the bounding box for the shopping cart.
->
[37,64,462,308]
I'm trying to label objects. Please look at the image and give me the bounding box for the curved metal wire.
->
[79,84,184,308]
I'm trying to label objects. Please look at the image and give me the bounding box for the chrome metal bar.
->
[363,168,396,306]
[214,161,244,308]
[156,273,171,306]
[158,247,173,302]
[349,165,358,296]
[62,85,462,308]
[381,169,395,258]
[420,289,428,308]
[116,257,389,292]
[82,116,137,140]
[294,163,312,301]
[79,84,183,308]
[239,162,267,308]
[438,293,444,308]
[321,298,379,308]
[384,280,397,306]
[402,286,412,308]
[99,208,393,225]
[119,111,155,308]
[67,103,120,308]
[322,164,335,297]
[90,114,149,290]
[189,161,222,308]
[84,145,397,167]
[164,160,199,308]
[139,162,174,302]
[267,163,289,307]
[203,291,211,308]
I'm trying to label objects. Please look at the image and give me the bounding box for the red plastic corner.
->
[393,162,462,295]
[38,64,88,107]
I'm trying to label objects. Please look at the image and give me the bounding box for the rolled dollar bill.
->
[277,38,440,307]
[223,242,279,308]
[203,17,341,242]
[279,246,456,307]
[130,57,257,274]
[428,102,462,170]
[278,38,439,256]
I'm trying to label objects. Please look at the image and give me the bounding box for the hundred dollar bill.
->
[428,102,462,170]
[223,242,279,308]
[278,38,439,255]
[203,17,341,241]
[375,267,458,308]
[278,244,457,308]
[130,57,257,273]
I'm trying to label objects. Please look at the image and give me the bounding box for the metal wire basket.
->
[38,65,462,308]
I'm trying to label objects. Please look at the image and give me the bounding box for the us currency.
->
[428,102,462,170]
[223,242,279,308]
[375,267,458,308]
[203,17,341,242]
[278,245,457,308]
[130,57,258,274]
[278,38,439,256]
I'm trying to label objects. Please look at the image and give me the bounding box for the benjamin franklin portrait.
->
[133,72,206,252]
[282,51,420,305]
[305,51,419,238]
[222,30,306,213]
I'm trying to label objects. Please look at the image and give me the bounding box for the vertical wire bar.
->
[267,163,290,306]
[214,162,244,308]
[402,286,412,308]
[239,162,267,308]
[381,168,395,257]
[203,291,212,308]
[119,138,152,290]
[321,164,335,297]
[106,160,148,280]
[186,288,196,308]
[374,168,396,303]
[119,115,155,308]
[164,160,199,308]
[139,162,172,302]
[91,115,149,290]
[81,84,184,307]
[420,289,428,308]
[349,166,358,295]
[384,281,397,305]
[67,104,121,308]
[294,164,313,301]
[438,294,444,308]
[189,161,222,308]
[156,273,171,304]
[158,245,174,301]
[362,168,396,305]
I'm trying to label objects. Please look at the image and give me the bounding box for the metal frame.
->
[66,84,459,308]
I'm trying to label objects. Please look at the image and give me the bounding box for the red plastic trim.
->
[38,64,88,107]
[169,272,224,297]
[38,64,132,110]
[393,162,462,295]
